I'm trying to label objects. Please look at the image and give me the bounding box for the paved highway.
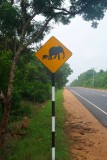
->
[68,87,107,128]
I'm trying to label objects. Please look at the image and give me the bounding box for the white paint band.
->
[52,116,55,132]
[52,87,55,101]
[52,147,55,160]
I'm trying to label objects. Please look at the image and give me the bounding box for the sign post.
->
[35,36,72,160]
[52,73,55,160]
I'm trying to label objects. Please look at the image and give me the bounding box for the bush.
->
[10,87,32,122]
[21,81,51,102]
[10,103,32,122]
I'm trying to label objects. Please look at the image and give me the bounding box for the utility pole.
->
[92,68,96,87]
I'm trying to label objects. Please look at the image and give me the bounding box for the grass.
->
[8,89,72,160]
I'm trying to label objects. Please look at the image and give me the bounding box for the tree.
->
[0,0,107,147]
[70,69,107,89]
[56,63,73,88]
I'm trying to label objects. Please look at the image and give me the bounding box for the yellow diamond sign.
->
[35,36,72,73]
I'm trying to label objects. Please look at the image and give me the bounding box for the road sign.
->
[35,36,72,73]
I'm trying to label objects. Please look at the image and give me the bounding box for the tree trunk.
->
[0,49,22,148]
[0,99,11,148]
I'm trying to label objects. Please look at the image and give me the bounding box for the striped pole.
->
[52,73,55,160]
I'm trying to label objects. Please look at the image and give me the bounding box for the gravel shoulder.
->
[63,88,107,160]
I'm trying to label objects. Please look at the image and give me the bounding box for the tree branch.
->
[24,16,53,48]
[19,0,39,46]
[19,12,37,46]
[52,0,93,16]
[20,0,26,24]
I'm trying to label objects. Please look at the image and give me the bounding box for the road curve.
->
[68,87,107,128]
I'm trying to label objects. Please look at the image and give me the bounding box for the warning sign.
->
[35,36,72,73]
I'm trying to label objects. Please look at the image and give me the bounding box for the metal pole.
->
[52,73,55,160]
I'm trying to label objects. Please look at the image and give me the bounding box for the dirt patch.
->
[63,88,107,160]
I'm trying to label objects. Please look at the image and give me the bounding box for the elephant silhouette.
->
[42,54,49,59]
[48,46,65,60]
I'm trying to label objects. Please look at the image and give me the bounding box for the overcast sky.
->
[42,12,107,83]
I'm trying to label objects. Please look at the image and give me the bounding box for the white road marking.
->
[101,94,107,97]
[71,90,107,115]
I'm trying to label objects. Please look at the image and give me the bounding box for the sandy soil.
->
[63,88,107,160]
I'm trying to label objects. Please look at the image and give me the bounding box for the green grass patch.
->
[8,89,72,160]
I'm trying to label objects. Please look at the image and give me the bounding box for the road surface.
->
[68,87,107,128]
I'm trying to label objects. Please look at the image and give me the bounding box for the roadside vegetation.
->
[0,49,72,159]
[0,50,72,121]
[1,90,72,160]
[70,69,107,89]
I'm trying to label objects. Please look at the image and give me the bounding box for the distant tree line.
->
[70,69,107,89]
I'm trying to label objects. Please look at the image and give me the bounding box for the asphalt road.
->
[68,87,107,128]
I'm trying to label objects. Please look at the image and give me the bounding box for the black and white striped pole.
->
[52,73,55,160]
[35,36,72,160]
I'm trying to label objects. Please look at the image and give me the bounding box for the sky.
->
[42,12,107,84]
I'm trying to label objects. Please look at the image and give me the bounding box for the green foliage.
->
[94,70,107,88]
[0,2,21,51]
[7,86,32,122]
[56,63,73,88]
[69,0,107,27]
[10,88,22,121]
[14,53,52,102]
[0,50,13,93]
[21,81,51,102]
[0,48,72,122]
[0,2,20,31]
[70,69,107,89]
